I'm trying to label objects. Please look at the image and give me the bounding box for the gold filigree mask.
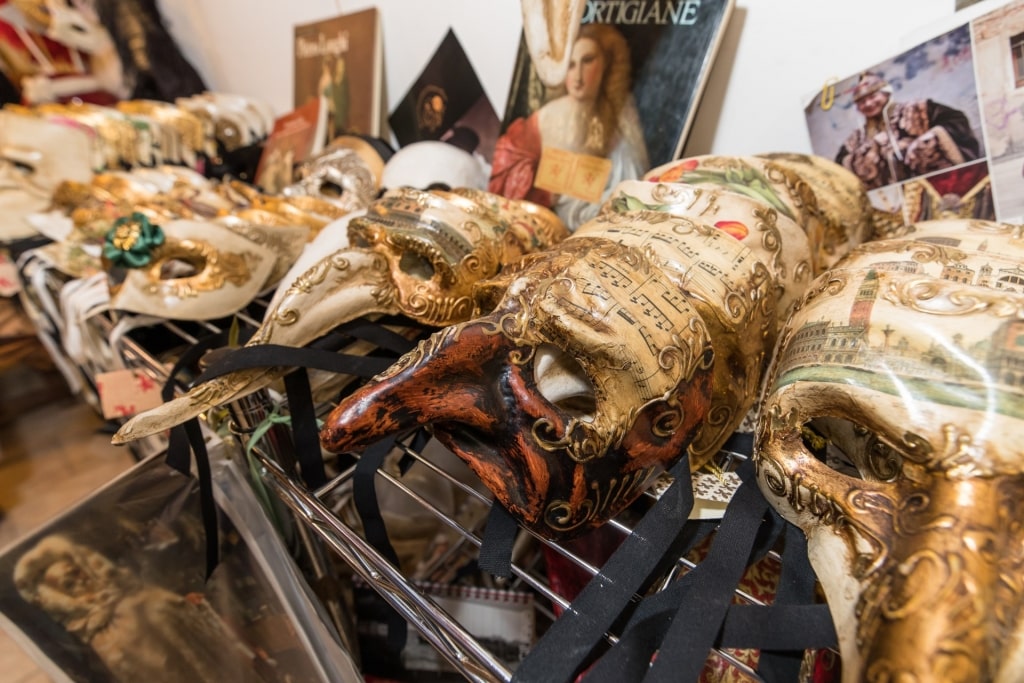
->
[756,219,1024,682]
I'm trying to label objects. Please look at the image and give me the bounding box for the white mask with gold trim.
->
[106,217,276,321]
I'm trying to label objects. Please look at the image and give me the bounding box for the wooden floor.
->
[0,365,136,683]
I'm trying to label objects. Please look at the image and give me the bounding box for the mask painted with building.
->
[756,219,1024,681]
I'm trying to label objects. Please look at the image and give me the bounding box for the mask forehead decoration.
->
[113,189,568,443]
[647,153,875,273]
[320,154,872,535]
[756,219,1024,681]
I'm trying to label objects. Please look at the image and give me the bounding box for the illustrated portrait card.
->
[804,1,1024,226]
[388,28,501,163]
[294,8,385,147]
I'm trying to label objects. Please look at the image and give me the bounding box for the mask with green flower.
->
[103,213,165,268]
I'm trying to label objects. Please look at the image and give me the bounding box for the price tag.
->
[0,250,21,296]
[96,368,164,420]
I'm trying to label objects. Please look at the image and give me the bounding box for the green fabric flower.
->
[103,213,165,268]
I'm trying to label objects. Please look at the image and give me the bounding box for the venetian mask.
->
[283,145,379,214]
[0,111,95,240]
[322,237,716,537]
[105,216,277,321]
[112,188,568,443]
[381,141,490,191]
[318,154,873,537]
[755,219,1024,681]
[13,0,110,54]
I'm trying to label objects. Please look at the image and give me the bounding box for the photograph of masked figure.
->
[804,22,987,223]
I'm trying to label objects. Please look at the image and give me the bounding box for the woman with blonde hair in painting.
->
[490,23,649,230]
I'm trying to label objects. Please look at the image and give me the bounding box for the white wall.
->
[156,0,1009,157]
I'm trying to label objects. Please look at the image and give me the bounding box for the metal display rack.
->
[21,257,794,682]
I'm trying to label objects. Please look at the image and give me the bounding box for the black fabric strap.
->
[194,344,397,383]
[644,476,769,681]
[333,318,418,355]
[159,330,229,577]
[185,416,219,578]
[478,502,519,579]
[512,456,696,683]
[282,368,327,488]
[583,465,834,682]
[580,519,719,683]
[750,522,834,681]
[717,604,837,650]
[352,434,408,653]
[161,330,229,473]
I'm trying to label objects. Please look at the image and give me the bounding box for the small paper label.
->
[96,368,163,419]
[648,469,743,520]
[535,146,613,203]
[0,250,21,296]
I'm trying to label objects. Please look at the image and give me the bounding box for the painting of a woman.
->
[489,23,649,230]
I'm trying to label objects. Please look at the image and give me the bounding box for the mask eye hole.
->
[314,179,344,199]
[534,343,596,421]
[159,255,205,280]
[399,251,435,280]
[804,416,902,482]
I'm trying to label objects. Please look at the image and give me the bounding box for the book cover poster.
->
[294,8,383,146]
[254,98,321,193]
[490,0,734,230]
[803,20,999,226]
[389,29,501,163]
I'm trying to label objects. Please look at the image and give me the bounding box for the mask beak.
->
[320,318,511,454]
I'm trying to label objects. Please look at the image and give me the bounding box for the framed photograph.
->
[0,454,360,682]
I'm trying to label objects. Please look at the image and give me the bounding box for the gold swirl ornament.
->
[108,219,277,321]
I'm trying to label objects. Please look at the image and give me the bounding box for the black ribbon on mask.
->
[162,318,421,578]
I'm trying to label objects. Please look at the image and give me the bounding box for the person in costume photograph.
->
[13,534,262,682]
[489,23,648,229]
[835,71,981,189]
